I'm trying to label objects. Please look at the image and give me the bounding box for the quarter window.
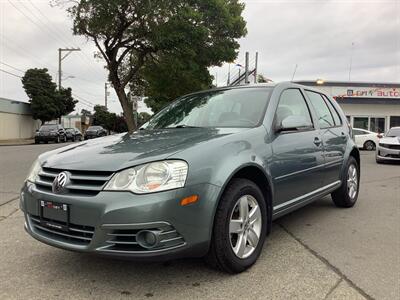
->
[275,89,313,127]
[322,95,342,126]
[306,91,335,129]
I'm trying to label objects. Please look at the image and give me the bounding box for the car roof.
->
[182,81,325,97]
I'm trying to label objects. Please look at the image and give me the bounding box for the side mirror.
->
[277,115,313,132]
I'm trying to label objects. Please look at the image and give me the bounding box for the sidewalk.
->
[0,139,34,146]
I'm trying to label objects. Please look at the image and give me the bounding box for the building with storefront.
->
[0,97,40,141]
[296,81,400,133]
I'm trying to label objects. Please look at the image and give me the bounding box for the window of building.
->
[370,117,385,133]
[353,117,369,130]
[305,91,335,129]
[390,116,400,128]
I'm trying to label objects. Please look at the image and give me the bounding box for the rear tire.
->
[205,178,267,273]
[331,156,360,208]
[363,140,375,151]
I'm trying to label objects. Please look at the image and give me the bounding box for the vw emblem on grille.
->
[52,171,69,194]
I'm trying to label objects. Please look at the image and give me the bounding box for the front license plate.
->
[39,201,69,231]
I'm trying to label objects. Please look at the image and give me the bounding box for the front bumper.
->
[35,135,58,142]
[20,182,220,260]
[376,145,400,161]
[84,135,98,140]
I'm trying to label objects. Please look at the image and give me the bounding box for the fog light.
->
[136,230,160,249]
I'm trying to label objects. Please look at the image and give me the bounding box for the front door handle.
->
[314,137,322,146]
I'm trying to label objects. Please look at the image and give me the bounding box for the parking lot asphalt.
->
[0,144,398,300]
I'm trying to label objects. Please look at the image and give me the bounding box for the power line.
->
[8,0,104,81]
[0,68,22,78]
[0,61,25,73]
[25,0,105,78]
[1,66,95,109]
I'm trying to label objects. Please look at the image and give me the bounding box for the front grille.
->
[29,214,94,246]
[380,143,400,150]
[104,224,185,252]
[35,167,113,196]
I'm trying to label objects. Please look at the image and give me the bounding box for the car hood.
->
[380,136,400,145]
[40,128,245,171]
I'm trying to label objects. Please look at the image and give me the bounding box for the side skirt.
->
[271,180,341,220]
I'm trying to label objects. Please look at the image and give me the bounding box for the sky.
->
[0,0,399,115]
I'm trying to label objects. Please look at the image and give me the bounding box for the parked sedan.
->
[352,128,381,151]
[84,126,107,140]
[22,83,360,273]
[65,128,83,142]
[34,124,67,144]
[376,127,400,163]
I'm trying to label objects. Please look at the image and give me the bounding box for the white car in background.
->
[352,128,382,151]
[376,127,400,163]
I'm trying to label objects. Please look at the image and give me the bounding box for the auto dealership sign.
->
[330,86,400,99]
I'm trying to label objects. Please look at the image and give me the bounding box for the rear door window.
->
[322,95,342,126]
[306,91,335,129]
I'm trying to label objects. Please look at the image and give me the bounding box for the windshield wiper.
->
[171,125,201,128]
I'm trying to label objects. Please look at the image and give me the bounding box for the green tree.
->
[21,68,60,124]
[22,68,77,124]
[92,105,116,133]
[67,0,246,133]
[138,111,151,127]
[143,54,213,113]
[81,108,92,116]
[58,87,78,116]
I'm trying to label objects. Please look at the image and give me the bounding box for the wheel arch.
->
[214,163,274,235]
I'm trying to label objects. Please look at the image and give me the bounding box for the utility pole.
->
[244,52,249,84]
[227,64,231,86]
[348,42,354,81]
[254,52,258,83]
[104,82,108,109]
[58,47,80,123]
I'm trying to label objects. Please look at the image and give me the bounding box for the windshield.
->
[386,128,400,137]
[146,88,272,129]
[39,125,58,131]
[87,126,102,131]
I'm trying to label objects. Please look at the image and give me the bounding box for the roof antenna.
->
[291,64,298,81]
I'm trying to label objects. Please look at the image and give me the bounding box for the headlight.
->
[26,159,41,183]
[104,160,188,194]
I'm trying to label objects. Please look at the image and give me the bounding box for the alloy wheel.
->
[229,195,262,259]
[347,164,358,199]
[365,141,374,151]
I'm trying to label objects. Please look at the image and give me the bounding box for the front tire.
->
[331,156,360,208]
[206,178,267,273]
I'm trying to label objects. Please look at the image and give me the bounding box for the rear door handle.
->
[314,137,322,146]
